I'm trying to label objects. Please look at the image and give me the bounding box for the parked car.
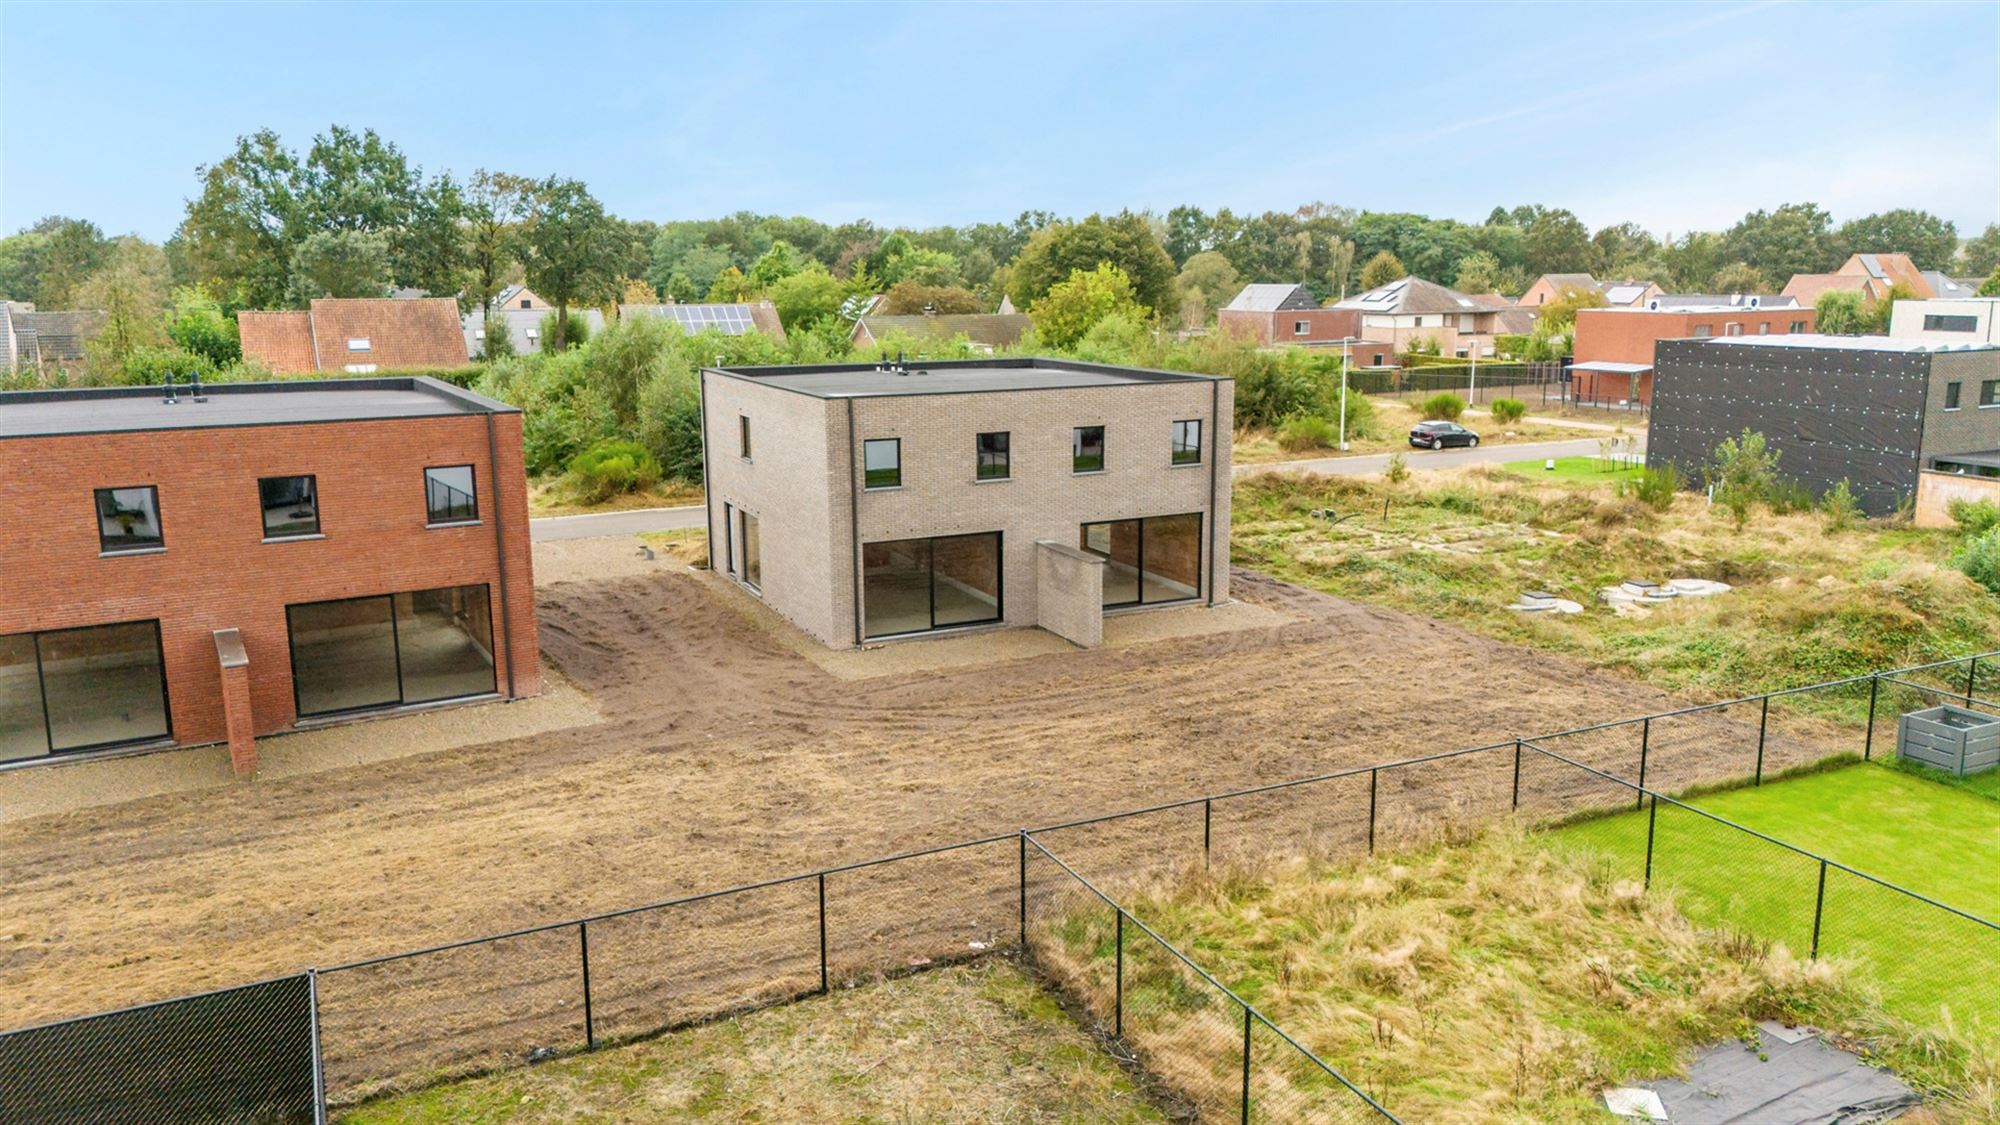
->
[1409,421,1480,449]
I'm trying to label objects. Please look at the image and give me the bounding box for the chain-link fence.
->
[10,650,1999,1121]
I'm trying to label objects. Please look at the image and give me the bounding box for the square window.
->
[1790,320,1807,333]
[1757,322,1770,335]
[425,465,478,524]
[1073,426,1105,473]
[1172,420,1202,466]
[347,338,372,352]
[1293,320,1310,335]
[1947,382,1962,410]
[96,486,163,553]
[259,475,320,539]
[1982,380,2000,408]
[1725,322,1742,336]
[977,431,1010,480]
[863,438,901,489]
[740,415,752,460]
[1692,323,1712,337]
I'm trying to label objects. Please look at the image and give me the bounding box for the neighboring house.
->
[1647,334,2000,516]
[1,302,108,373]
[1214,283,1364,347]
[1920,272,1986,301]
[1782,252,1934,305]
[620,302,788,347]
[1331,277,1510,357]
[1645,293,1801,311]
[1570,304,1816,405]
[701,357,1233,650]
[464,306,606,358]
[239,298,471,374]
[1517,274,1663,308]
[0,377,540,775]
[1889,298,2000,345]
[849,312,1031,353]
[491,285,545,312]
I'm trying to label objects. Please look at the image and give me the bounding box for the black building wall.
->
[1647,339,1929,516]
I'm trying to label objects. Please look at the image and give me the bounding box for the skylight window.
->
[347,338,372,352]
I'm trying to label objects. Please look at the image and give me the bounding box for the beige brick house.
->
[700,358,1233,648]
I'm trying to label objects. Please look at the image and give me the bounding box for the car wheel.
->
[1468,436,1479,447]
[1432,437,1443,449]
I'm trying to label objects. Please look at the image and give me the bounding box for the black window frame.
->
[95,485,164,555]
[258,474,321,540]
[1171,420,1203,466]
[739,509,762,592]
[863,438,902,490]
[1982,380,2000,408]
[1073,425,1106,474]
[423,464,479,526]
[861,531,1004,640]
[739,414,752,460]
[1946,382,1963,410]
[285,584,497,720]
[0,619,173,761]
[976,431,1011,481]
[1080,512,1205,610]
[1925,314,1979,333]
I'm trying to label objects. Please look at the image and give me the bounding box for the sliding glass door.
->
[288,584,496,718]
[0,621,171,761]
[862,532,1002,639]
[1080,513,1203,608]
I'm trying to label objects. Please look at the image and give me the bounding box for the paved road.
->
[1236,436,1635,478]
[528,437,1642,539]
[530,504,705,541]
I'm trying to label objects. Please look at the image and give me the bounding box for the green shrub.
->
[565,439,662,503]
[1385,452,1410,484]
[1948,497,2000,537]
[1276,414,1339,453]
[1419,392,1466,421]
[637,367,706,483]
[1767,477,1814,515]
[1821,479,1861,534]
[539,311,591,353]
[1954,527,2000,593]
[1489,398,1526,424]
[1632,463,1682,512]
[1708,429,1779,529]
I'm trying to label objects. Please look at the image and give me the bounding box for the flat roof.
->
[706,357,1224,399]
[1707,334,1999,354]
[1569,360,1653,373]
[1933,450,2000,469]
[0,377,516,440]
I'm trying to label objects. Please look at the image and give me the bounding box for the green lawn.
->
[1499,454,1645,483]
[1551,763,2000,1039]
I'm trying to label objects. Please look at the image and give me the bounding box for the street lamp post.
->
[1338,336,1354,451]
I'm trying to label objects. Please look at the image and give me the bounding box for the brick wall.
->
[1914,470,2000,529]
[1034,541,1104,647]
[0,411,540,748]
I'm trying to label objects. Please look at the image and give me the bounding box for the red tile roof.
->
[308,298,469,370]
[237,311,316,374]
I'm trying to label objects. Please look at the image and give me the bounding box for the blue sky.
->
[2,0,1995,241]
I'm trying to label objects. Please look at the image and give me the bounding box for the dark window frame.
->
[976,431,1011,481]
[1073,425,1106,474]
[861,531,1005,640]
[0,619,173,760]
[95,484,164,554]
[739,414,752,460]
[1983,380,2000,409]
[863,438,902,489]
[1925,314,1979,333]
[739,509,762,592]
[722,501,735,575]
[1081,512,1205,610]
[1172,419,1203,466]
[424,464,479,526]
[285,584,497,720]
[1947,382,1963,410]
[258,474,321,540]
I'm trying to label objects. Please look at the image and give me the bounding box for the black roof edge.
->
[0,375,519,415]
[703,355,1232,387]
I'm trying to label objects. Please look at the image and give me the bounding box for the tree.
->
[1006,213,1176,319]
[747,240,806,289]
[1979,266,2000,297]
[1328,238,1357,299]
[1814,289,1868,335]
[392,173,468,303]
[1029,263,1146,349]
[1174,251,1241,327]
[164,285,240,366]
[0,216,108,306]
[1357,250,1405,290]
[1708,429,1781,529]
[1534,285,1605,334]
[285,230,391,304]
[1452,251,1504,295]
[879,281,979,315]
[675,246,734,296]
[177,129,306,309]
[1724,203,1837,285]
[768,265,847,330]
[77,239,170,378]
[519,177,618,350]
[1163,205,1213,266]
[463,169,534,313]
[705,266,753,302]
[538,310,589,353]
[1657,231,1727,292]
[1710,261,1766,294]
[878,245,961,288]
[1523,208,1597,274]
[1835,209,1958,271]
[1591,222,1659,277]
[1962,224,2000,277]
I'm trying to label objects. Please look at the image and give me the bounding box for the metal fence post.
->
[1755,695,1770,785]
[1635,718,1650,812]
[1241,1004,1252,1125]
[1968,655,1980,706]
[1017,832,1028,952]
[1204,798,1213,869]
[818,872,829,995]
[308,968,327,1125]
[1864,674,1880,760]
[1114,909,1124,1038]
[1643,796,1658,890]
[1367,768,1379,855]
[578,921,595,1050]
[1511,738,1522,811]
[1811,860,1828,960]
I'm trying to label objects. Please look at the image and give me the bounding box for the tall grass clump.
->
[1489,397,1527,423]
[1276,414,1340,452]
[1631,463,1682,512]
[1419,392,1466,421]
[564,440,661,503]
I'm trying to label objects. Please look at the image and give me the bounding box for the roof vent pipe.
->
[163,373,178,405]
[190,369,206,403]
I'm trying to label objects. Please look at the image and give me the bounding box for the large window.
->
[977,432,1010,481]
[1073,426,1105,473]
[863,439,902,489]
[1983,380,2000,408]
[96,486,163,553]
[1926,314,1979,333]
[1,621,170,761]
[425,465,478,525]
[862,532,1002,639]
[259,475,320,539]
[287,585,495,719]
[1172,420,1202,466]
[740,511,762,590]
[740,415,752,460]
[1080,513,1203,608]
[1947,382,1963,410]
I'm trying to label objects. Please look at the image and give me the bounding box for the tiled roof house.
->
[239,298,471,374]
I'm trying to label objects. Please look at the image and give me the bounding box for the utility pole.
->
[1338,336,1353,450]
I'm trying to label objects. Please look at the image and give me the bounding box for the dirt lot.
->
[0,563,1809,1030]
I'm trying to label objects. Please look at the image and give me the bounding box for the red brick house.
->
[239,298,471,375]
[1570,303,1816,404]
[1781,253,1932,306]
[1215,283,1367,347]
[0,377,539,775]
